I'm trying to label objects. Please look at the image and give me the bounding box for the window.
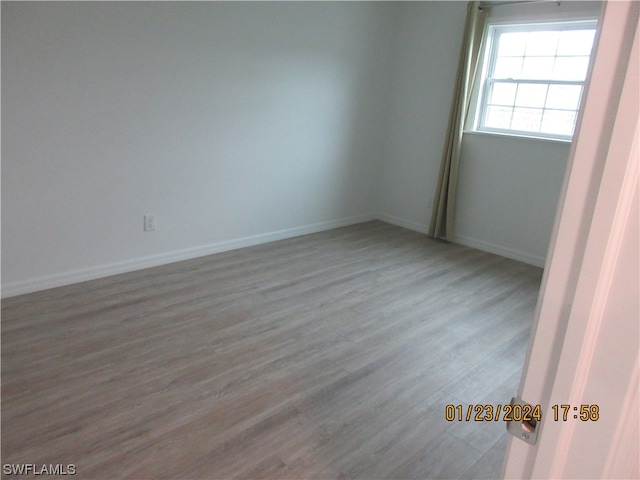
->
[475,21,597,140]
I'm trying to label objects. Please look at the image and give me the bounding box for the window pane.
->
[497,32,528,56]
[515,84,548,108]
[552,57,590,80]
[511,107,543,131]
[485,106,513,129]
[478,22,596,139]
[494,57,523,78]
[557,29,596,56]
[545,84,582,110]
[521,57,555,79]
[489,82,517,105]
[540,109,576,136]
[525,31,560,56]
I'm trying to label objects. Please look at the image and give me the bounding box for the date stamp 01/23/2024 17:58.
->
[0,405,601,476]
[444,404,600,422]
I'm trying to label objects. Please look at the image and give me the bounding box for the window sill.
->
[463,129,573,145]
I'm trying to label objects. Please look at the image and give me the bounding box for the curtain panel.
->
[428,1,487,240]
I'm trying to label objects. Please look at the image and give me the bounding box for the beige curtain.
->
[428,1,487,241]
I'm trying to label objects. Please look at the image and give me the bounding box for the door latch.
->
[506,396,540,445]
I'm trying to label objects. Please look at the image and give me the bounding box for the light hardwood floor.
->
[1,221,543,479]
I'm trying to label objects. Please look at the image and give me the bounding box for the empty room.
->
[2,1,638,479]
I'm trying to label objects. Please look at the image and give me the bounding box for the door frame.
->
[502,1,639,477]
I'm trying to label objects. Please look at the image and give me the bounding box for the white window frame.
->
[472,19,598,142]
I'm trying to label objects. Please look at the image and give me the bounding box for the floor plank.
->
[1,221,543,479]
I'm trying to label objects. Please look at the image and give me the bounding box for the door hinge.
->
[506,396,541,445]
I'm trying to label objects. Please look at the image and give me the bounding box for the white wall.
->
[454,1,602,267]
[376,1,602,267]
[3,1,590,296]
[1,2,398,296]
[454,134,570,266]
[375,1,468,232]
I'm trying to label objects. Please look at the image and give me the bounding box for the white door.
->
[502,1,639,478]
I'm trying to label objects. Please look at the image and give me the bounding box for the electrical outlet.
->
[144,214,156,232]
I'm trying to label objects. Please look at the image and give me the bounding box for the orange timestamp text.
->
[445,403,542,422]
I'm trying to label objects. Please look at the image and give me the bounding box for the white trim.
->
[485,1,601,25]
[374,213,427,234]
[555,129,638,477]
[503,1,638,476]
[538,22,639,476]
[1,214,376,298]
[476,21,597,141]
[603,354,640,479]
[462,129,571,144]
[452,233,545,267]
[3,212,552,298]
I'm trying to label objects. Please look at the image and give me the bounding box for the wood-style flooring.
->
[1,221,543,479]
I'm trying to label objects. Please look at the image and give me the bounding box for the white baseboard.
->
[2,214,545,297]
[1,214,376,298]
[374,213,428,234]
[452,234,546,267]
[374,214,545,267]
